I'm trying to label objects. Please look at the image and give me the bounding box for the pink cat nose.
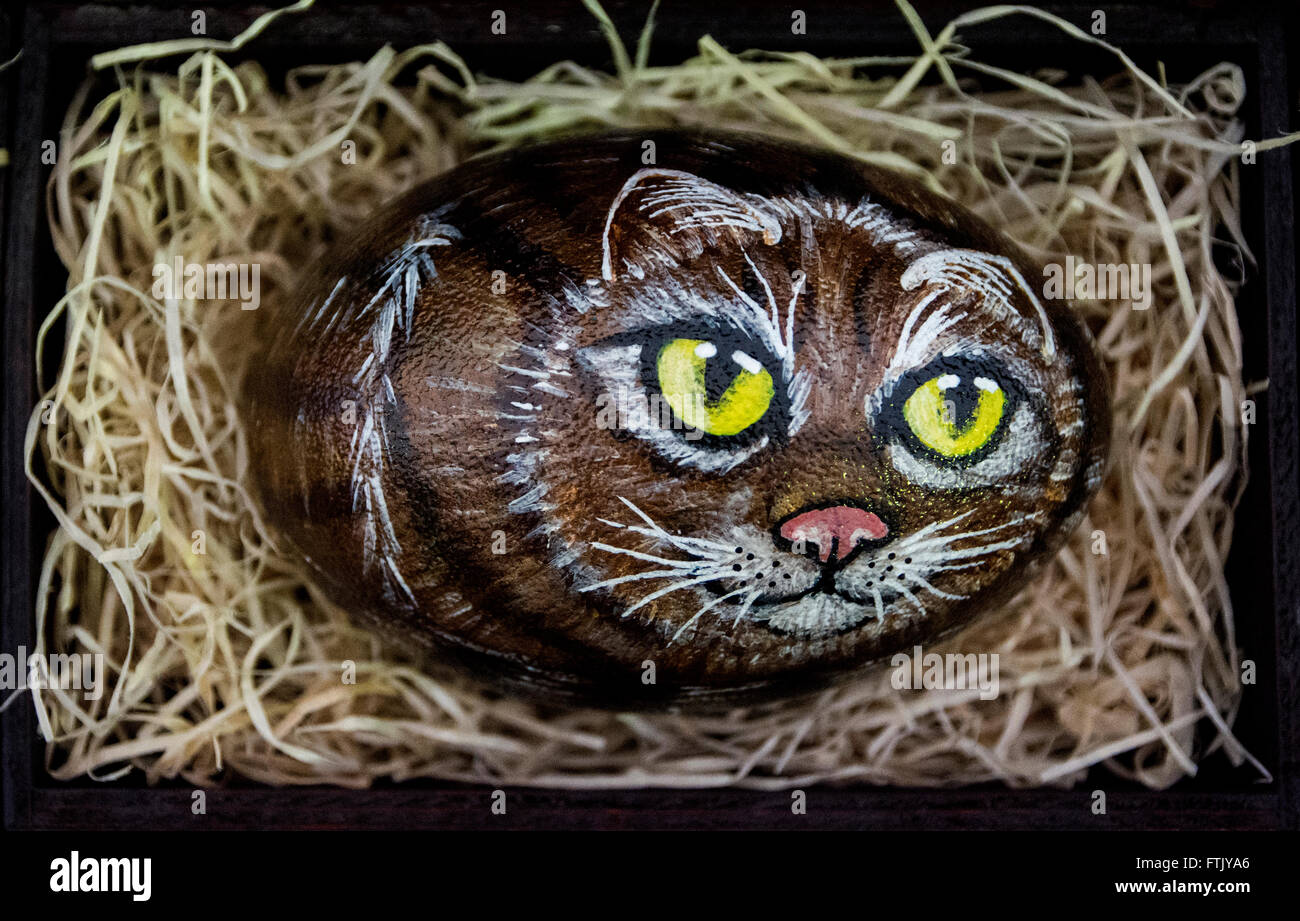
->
[778,505,889,563]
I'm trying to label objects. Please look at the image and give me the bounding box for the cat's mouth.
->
[705,565,901,610]
[715,575,905,637]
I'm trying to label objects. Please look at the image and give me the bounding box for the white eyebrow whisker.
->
[740,248,782,349]
[712,259,810,436]
[713,263,787,366]
[715,263,764,313]
[888,295,964,379]
[785,268,805,363]
[898,248,1057,363]
[894,290,942,362]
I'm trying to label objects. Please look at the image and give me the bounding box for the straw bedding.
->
[21,0,1287,789]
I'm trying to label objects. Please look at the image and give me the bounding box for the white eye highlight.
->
[974,376,998,392]
[732,350,763,375]
[694,341,718,359]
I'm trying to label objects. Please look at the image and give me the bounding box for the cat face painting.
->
[247,131,1110,703]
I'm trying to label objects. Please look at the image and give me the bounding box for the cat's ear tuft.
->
[600,168,782,282]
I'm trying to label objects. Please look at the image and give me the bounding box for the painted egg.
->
[246,131,1110,704]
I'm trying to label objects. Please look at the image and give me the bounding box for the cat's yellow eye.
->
[656,338,774,436]
[902,373,1006,458]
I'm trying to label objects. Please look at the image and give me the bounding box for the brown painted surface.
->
[245,131,1110,704]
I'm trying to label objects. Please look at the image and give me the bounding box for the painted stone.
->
[245,131,1110,704]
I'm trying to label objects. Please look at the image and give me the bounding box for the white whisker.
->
[589,542,702,569]
[916,535,1025,562]
[672,588,748,643]
[905,573,964,601]
[895,582,927,616]
[614,497,733,551]
[730,589,765,630]
[739,248,781,348]
[579,566,718,592]
[621,573,725,619]
[599,517,730,557]
[868,586,885,620]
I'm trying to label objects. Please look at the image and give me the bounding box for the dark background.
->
[1,0,1296,830]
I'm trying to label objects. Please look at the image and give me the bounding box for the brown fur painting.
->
[245,131,1110,704]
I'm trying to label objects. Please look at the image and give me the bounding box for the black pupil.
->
[702,348,742,402]
[942,379,984,430]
